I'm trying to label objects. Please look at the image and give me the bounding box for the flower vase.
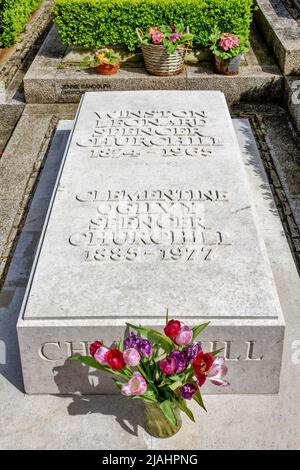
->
[144,402,182,438]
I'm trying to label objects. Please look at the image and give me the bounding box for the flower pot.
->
[144,402,182,438]
[141,44,186,76]
[98,63,120,75]
[214,54,242,75]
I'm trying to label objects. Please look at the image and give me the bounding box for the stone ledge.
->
[255,0,300,75]
[23,26,283,105]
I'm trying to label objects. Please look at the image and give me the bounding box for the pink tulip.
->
[159,357,177,375]
[175,324,193,346]
[94,346,109,365]
[207,356,229,386]
[121,372,147,396]
[123,348,141,367]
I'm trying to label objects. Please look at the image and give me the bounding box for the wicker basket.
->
[141,44,186,76]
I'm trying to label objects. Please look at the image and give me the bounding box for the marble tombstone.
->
[17,91,285,394]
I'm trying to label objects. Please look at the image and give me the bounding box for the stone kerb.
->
[255,0,300,75]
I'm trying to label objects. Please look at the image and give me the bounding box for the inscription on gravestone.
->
[70,109,226,263]
[76,110,222,158]
[69,189,229,263]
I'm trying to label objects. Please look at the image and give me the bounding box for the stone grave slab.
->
[17,91,285,394]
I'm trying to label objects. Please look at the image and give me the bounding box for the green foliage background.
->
[0,0,43,47]
[53,0,254,51]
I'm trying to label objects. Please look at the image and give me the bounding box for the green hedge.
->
[0,0,43,47]
[53,0,254,51]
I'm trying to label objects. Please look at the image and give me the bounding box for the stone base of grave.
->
[16,91,285,395]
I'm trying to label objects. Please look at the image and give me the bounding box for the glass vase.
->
[144,402,182,438]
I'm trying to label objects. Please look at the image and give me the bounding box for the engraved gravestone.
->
[17,91,285,394]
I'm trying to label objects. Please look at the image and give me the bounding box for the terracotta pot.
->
[214,54,242,75]
[98,62,120,75]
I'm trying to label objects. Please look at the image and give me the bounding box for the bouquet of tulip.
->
[137,24,193,55]
[71,314,229,437]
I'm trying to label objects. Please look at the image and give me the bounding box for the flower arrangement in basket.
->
[210,28,249,75]
[71,313,229,438]
[94,48,121,75]
[136,24,193,76]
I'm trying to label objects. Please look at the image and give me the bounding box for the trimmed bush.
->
[53,0,254,51]
[0,0,43,47]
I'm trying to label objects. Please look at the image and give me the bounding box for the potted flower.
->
[95,48,120,75]
[71,313,229,438]
[136,24,193,76]
[210,29,249,75]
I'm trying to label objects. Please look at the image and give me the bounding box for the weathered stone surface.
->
[285,76,300,133]
[17,91,284,394]
[255,0,300,74]
[23,26,282,104]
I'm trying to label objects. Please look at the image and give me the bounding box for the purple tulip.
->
[160,357,177,375]
[169,350,187,373]
[138,339,152,358]
[185,342,203,362]
[121,372,147,396]
[124,332,140,350]
[123,348,141,367]
[180,383,198,400]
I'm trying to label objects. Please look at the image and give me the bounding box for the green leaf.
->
[70,355,129,379]
[181,33,194,42]
[192,322,210,341]
[126,323,173,352]
[175,398,195,422]
[112,378,123,390]
[154,352,167,363]
[211,348,224,357]
[193,389,207,412]
[165,308,169,325]
[168,380,183,391]
[70,355,106,370]
[160,400,177,426]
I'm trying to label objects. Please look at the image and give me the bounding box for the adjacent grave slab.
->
[255,0,300,75]
[17,91,285,395]
[23,26,282,104]
[285,76,300,133]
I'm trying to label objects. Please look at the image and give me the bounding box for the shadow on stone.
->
[53,359,145,437]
